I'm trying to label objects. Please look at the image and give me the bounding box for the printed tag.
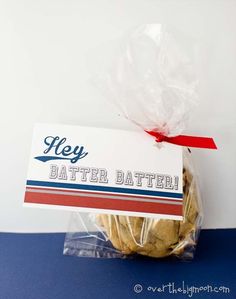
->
[24,124,183,220]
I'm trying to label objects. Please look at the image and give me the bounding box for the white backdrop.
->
[0,0,235,232]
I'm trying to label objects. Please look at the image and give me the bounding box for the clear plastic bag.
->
[64,24,203,259]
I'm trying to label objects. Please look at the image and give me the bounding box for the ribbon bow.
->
[145,130,217,149]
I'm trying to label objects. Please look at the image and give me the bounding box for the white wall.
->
[0,0,235,232]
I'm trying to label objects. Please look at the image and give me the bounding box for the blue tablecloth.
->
[0,229,235,299]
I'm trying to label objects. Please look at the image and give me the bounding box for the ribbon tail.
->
[167,135,217,149]
[145,130,217,149]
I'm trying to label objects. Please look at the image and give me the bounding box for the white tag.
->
[24,123,183,220]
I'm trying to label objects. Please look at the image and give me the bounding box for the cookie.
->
[97,163,200,258]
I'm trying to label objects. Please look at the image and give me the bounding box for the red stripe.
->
[24,191,182,216]
[26,186,182,203]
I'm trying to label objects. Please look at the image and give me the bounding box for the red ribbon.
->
[145,130,217,149]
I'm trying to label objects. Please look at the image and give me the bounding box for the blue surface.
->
[0,229,235,299]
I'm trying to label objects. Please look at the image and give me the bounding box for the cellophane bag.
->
[64,24,203,259]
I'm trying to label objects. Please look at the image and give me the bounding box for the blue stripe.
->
[26,180,183,199]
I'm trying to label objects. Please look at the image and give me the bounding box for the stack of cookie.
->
[97,162,201,258]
